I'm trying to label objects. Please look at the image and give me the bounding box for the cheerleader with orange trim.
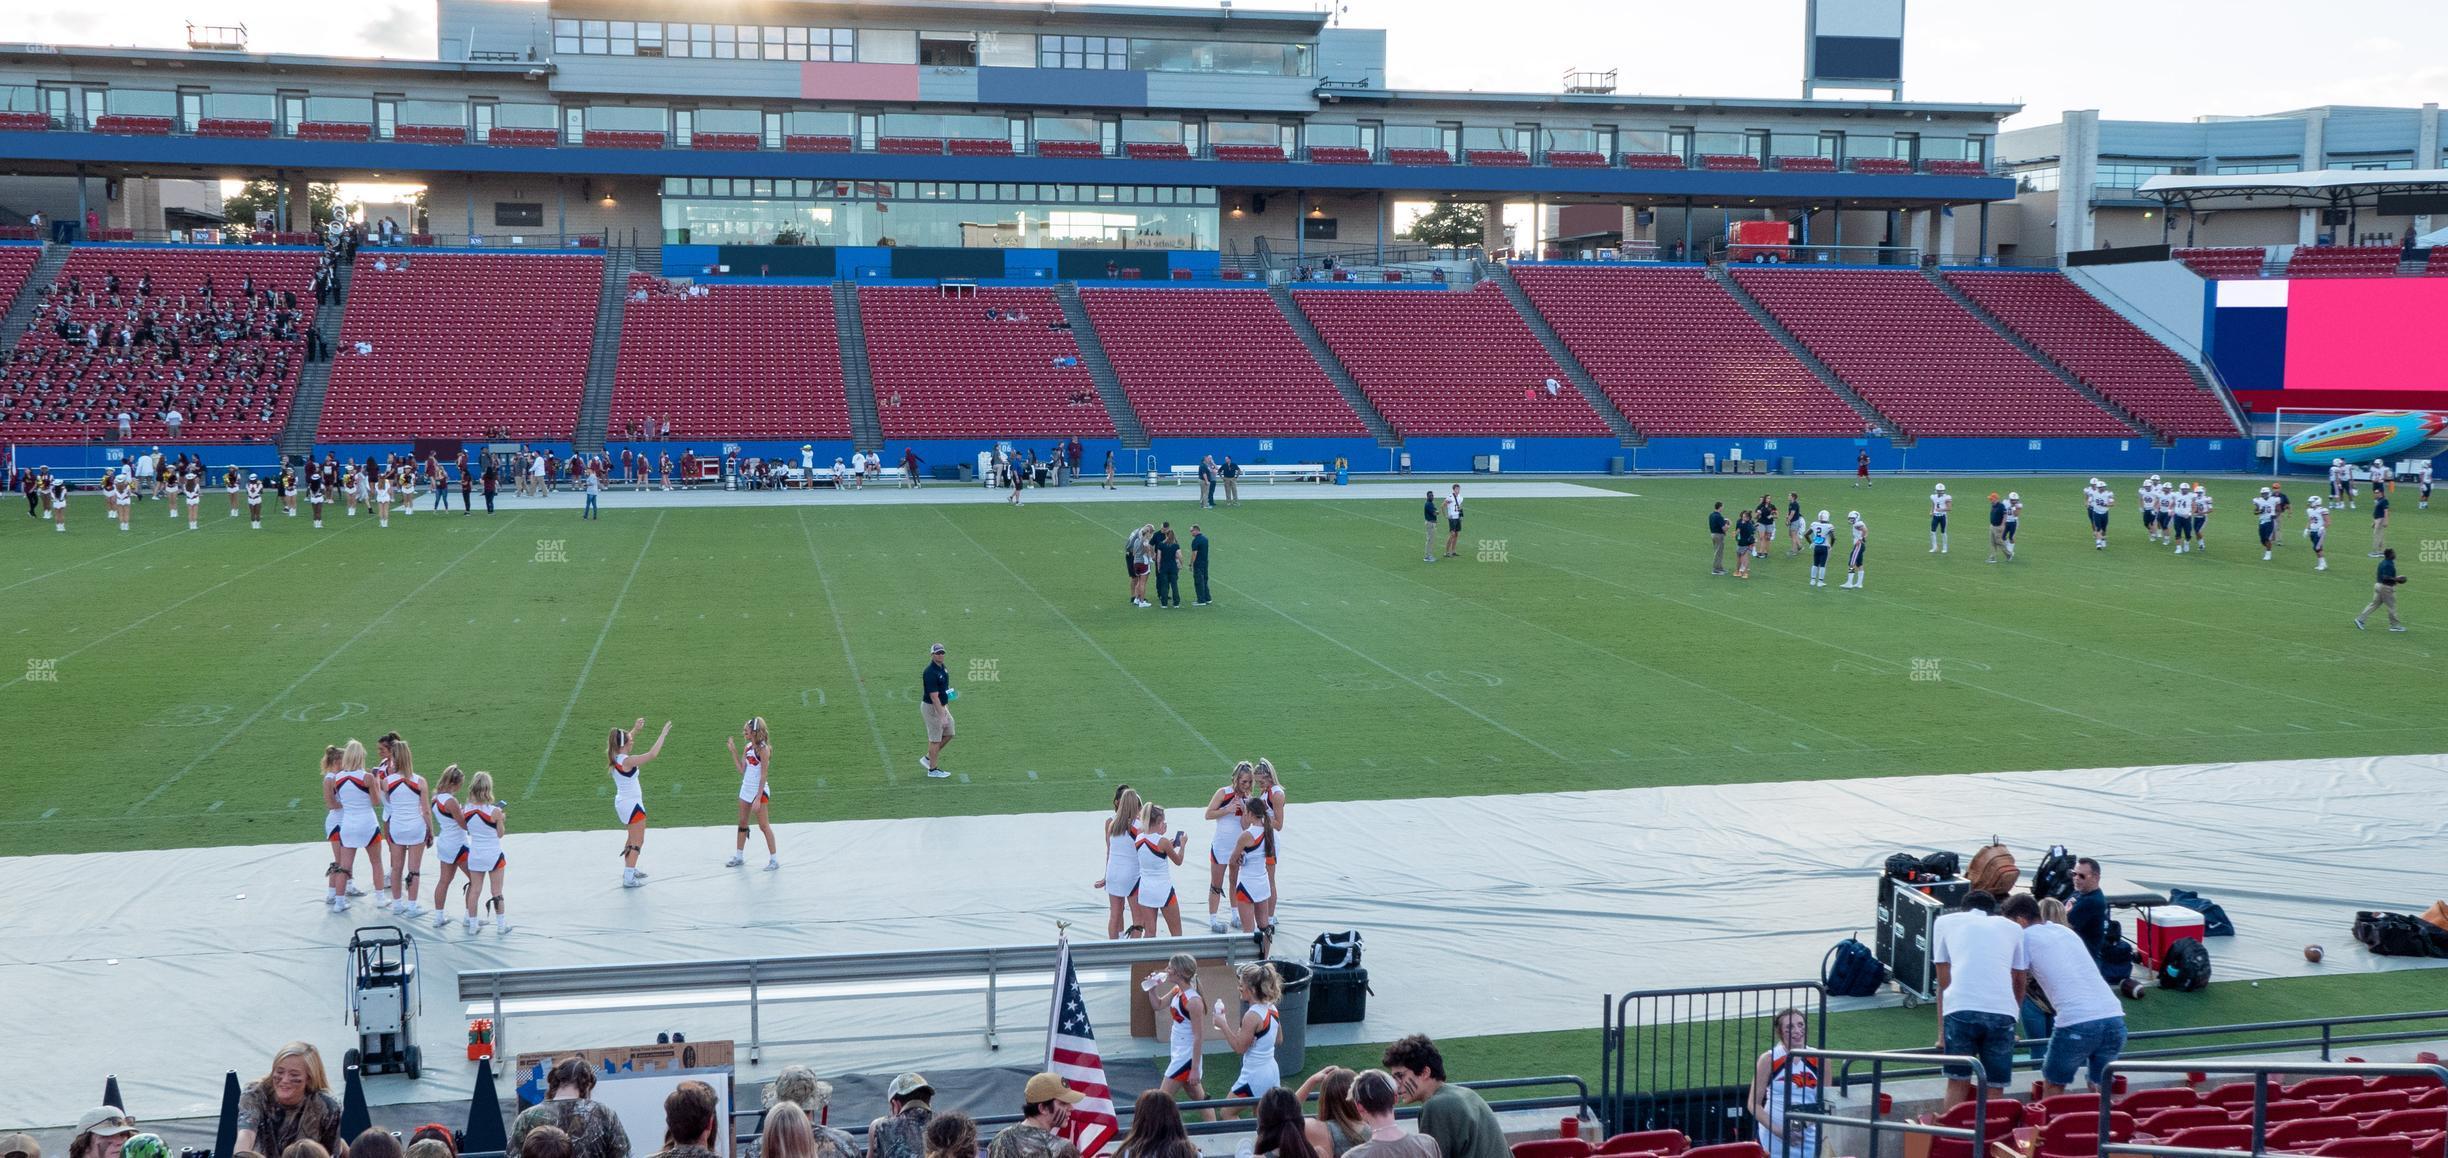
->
[1132,801,1189,938]
[1252,758,1287,901]
[1228,795,1277,957]
[324,740,386,913]
[725,716,778,871]
[380,738,433,916]
[318,745,366,903]
[458,771,510,934]
[1094,786,1143,938]
[1142,952,1211,1117]
[427,764,470,928]
[609,718,673,888]
[1202,762,1254,933]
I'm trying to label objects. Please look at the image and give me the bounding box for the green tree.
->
[221,179,348,238]
[1403,200,1486,250]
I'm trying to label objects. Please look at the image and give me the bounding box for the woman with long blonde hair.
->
[1132,802,1188,937]
[1203,762,1254,933]
[727,716,778,871]
[1253,758,1287,901]
[381,738,433,916]
[233,1042,343,1157]
[317,745,364,904]
[1094,785,1144,938]
[324,741,385,912]
[1231,796,1277,954]
[609,718,673,888]
[459,771,509,934]
[427,764,470,928]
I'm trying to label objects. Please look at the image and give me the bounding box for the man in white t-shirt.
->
[2004,894,2126,1096]
[1931,890,2030,1107]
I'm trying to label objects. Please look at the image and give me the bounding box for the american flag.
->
[1046,936,1119,1158]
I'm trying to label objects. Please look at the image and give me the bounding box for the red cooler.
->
[2136,906,2206,970]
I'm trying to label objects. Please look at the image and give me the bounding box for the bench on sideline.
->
[1164,463,1329,484]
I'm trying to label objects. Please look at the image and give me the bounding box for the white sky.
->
[2,0,2439,133]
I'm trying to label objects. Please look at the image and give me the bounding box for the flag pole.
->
[1046,920,1070,1069]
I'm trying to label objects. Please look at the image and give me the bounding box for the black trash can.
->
[1267,959,1314,1074]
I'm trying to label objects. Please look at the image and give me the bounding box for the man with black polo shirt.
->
[1220,457,1242,505]
[2357,548,2406,632]
[1189,524,1212,606]
[920,643,956,778]
[2370,486,2391,557]
[1424,490,1440,563]
[1709,502,1729,575]
[1987,492,2009,564]
[1198,456,1219,509]
[1154,524,1183,607]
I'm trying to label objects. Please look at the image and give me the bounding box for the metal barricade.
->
[2102,1059,2448,1158]
[1601,981,1827,1139]
[1781,1048,1995,1158]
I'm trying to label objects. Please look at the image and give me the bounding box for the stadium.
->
[1,3,2445,1158]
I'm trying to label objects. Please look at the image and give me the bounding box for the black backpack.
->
[1884,852,1922,880]
[2030,845,2078,902]
[1310,930,1364,970]
[1917,851,1961,879]
[2354,911,2448,958]
[2159,938,2212,992]
[1822,936,1890,997]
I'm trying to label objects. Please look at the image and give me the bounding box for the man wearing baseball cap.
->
[920,646,955,779]
[986,1075,1084,1158]
[867,1074,937,1158]
[72,1109,137,1158]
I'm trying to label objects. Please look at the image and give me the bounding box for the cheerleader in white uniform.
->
[318,744,364,900]
[609,718,673,888]
[307,476,327,529]
[1214,962,1284,1106]
[1094,786,1144,939]
[396,465,417,518]
[1749,1008,1821,1158]
[1132,802,1189,938]
[725,717,778,870]
[381,738,432,916]
[1252,758,1287,900]
[459,771,510,934]
[324,740,386,912]
[245,474,265,529]
[182,472,202,529]
[224,466,241,518]
[427,765,469,927]
[1202,762,1254,933]
[374,470,392,527]
[1230,796,1277,956]
[48,477,67,531]
[1142,952,1210,1112]
[114,475,133,531]
[343,469,361,518]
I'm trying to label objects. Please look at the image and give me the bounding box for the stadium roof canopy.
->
[2135,168,2448,207]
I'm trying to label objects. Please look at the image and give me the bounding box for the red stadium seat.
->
[1307,145,1374,164]
[2172,248,2267,279]
[1123,142,1192,160]
[861,287,1114,439]
[1511,1141,1593,1158]
[318,252,599,440]
[1292,284,1607,436]
[1944,270,2234,436]
[1680,1144,1767,1158]
[1595,1130,1688,1156]
[1037,140,1105,158]
[690,132,761,152]
[1213,144,1288,162]
[2282,246,2403,279]
[1081,288,1365,436]
[2264,1117,2360,1150]
[785,135,854,153]
[1619,153,1688,170]
[609,276,848,439]
[1512,265,1864,436]
[2159,1125,2253,1151]
[2136,1106,2230,1135]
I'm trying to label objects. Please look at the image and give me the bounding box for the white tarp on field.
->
[3,753,2442,1128]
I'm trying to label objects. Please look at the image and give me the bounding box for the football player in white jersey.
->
[2082,478,2102,537]
[2418,460,2433,509]
[2255,487,2280,561]
[1928,483,1951,553]
[2191,483,2214,552]
[2137,478,2157,543]
[1806,510,1834,587]
[2169,483,2194,554]
[1843,512,1868,588]
[2088,484,2115,550]
[2004,492,2022,560]
[2305,496,2330,571]
[2330,459,2348,503]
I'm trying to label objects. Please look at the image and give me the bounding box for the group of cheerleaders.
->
[315,715,783,929]
[35,460,439,533]
[1141,954,1294,1118]
[1095,759,1287,953]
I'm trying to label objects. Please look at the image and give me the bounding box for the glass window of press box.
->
[660,179,1217,249]
[883,113,1008,141]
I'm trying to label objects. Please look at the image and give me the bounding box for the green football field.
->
[0,474,2437,858]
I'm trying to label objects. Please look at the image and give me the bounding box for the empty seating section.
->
[1849,158,1913,174]
[2284,246,2402,278]
[0,245,39,312]
[486,127,557,147]
[1123,142,1192,160]
[1037,140,1106,158]
[1732,267,2128,435]
[1776,156,1839,172]
[948,139,1015,156]
[860,287,1114,438]
[785,135,854,153]
[1698,154,1763,171]
[1925,160,1991,176]
[392,124,465,144]
[298,122,375,141]
[2429,249,2448,276]
[1082,288,1365,436]
[584,129,665,149]
[320,252,599,440]
[1213,145,1288,162]
[1620,153,1687,170]
[610,276,847,439]
[1387,147,1454,166]
[1545,150,1608,168]
[1293,285,1605,435]
[0,111,47,132]
[1467,150,1531,166]
[1307,145,1373,164]
[877,137,943,155]
[93,115,174,135]
[1512,266,1864,435]
[1946,270,2235,436]
[2173,248,2267,278]
[197,118,275,138]
[0,246,317,442]
[691,132,761,152]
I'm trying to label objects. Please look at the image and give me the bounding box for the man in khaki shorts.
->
[920,643,956,778]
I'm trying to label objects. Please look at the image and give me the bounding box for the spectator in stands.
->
[1341,1072,1435,1158]
[1381,1035,1504,1158]
[1294,1068,1365,1157]
[351,1129,405,1158]
[68,1108,136,1158]
[867,1073,939,1158]
[1931,890,2029,1107]
[1543,377,1560,399]
[164,407,182,437]
[408,1125,459,1158]
[651,1081,722,1158]
[1254,1090,1319,1158]
[117,409,132,440]
[508,1057,630,1158]
[234,1043,344,1158]
[2,1133,39,1158]
[1112,1091,1198,1158]
[920,1116,974,1158]
[2004,893,2127,1097]
[519,1131,573,1158]
[746,1066,857,1158]
[986,1073,1084,1158]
